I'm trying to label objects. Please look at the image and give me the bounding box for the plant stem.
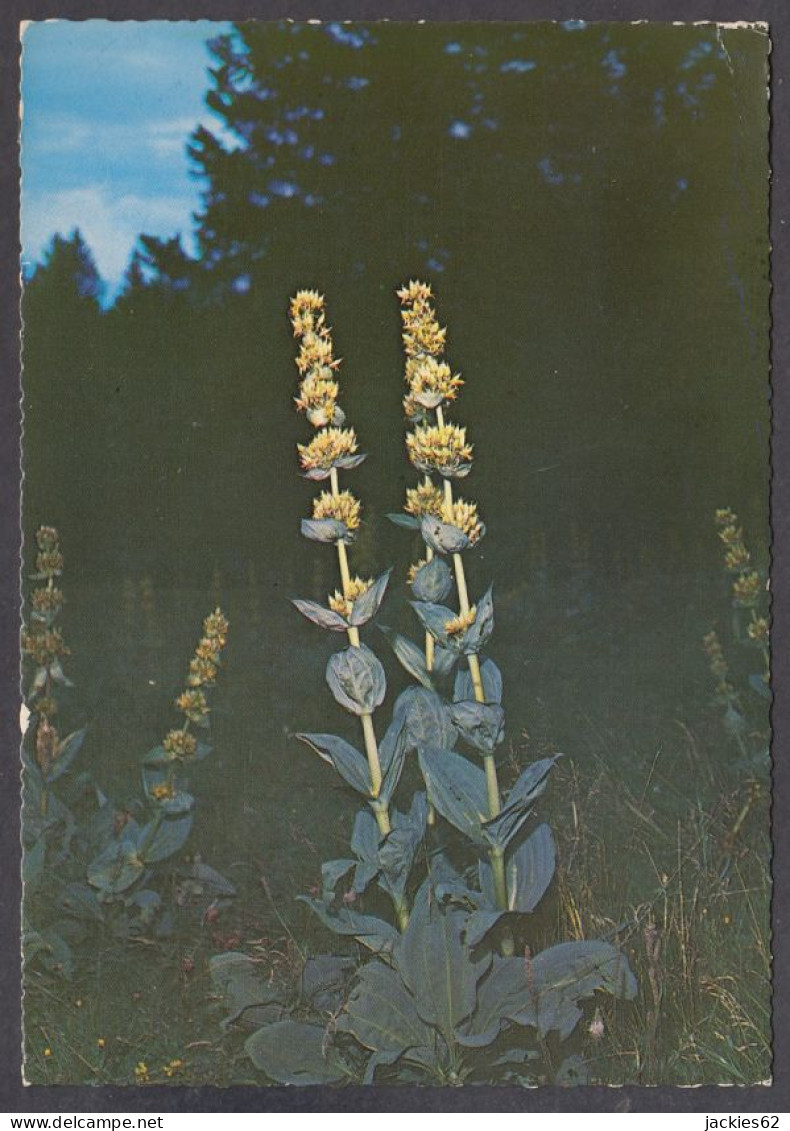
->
[424,546,436,673]
[329,464,407,922]
[437,442,509,943]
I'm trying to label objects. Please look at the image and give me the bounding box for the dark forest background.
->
[21,20,770,598]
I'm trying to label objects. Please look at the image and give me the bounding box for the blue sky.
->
[21,20,229,292]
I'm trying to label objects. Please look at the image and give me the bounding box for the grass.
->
[22,560,772,1087]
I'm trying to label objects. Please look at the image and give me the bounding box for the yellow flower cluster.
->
[715,509,765,611]
[445,607,477,637]
[748,616,769,644]
[175,688,209,723]
[22,627,69,667]
[163,729,197,759]
[313,488,361,531]
[405,480,445,518]
[732,571,762,608]
[134,1061,149,1083]
[298,427,358,473]
[328,575,372,619]
[400,294,447,359]
[407,423,473,477]
[290,290,343,430]
[183,609,229,689]
[162,1058,185,1078]
[446,498,484,545]
[701,630,735,701]
[403,356,463,414]
[160,609,229,761]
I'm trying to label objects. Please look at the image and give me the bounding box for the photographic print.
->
[19,18,771,1088]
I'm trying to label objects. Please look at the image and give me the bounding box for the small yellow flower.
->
[328,576,372,619]
[397,280,433,304]
[35,549,64,577]
[188,657,218,687]
[406,423,473,477]
[405,480,445,518]
[313,489,361,531]
[176,688,209,722]
[724,543,751,572]
[748,616,769,644]
[404,356,463,408]
[298,427,358,472]
[150,781,176,802]
[75,999,83,1008]
[134,1061,149,1083]
[31,587,65,614]
[43,1047,53,1058]
[22,627,70,666]
[195,638,221,663]
[407,558,429,585]
[97,1037,106,1049]
[203,609,229,643]
[447,498,484,545]
[290,289,324,317]
[715,507,737,527]
[162,1058,185,1078]
[718,524,743,547]
[701,630,722,657]
[295,374,340,421]
[163,729,197,759]
[296,332,337,375]
[732,570,762,607]
[36,525,60,551]
[445,607,477,637]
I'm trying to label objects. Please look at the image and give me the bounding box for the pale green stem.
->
[439,449,509,947]
[329,463,407,925]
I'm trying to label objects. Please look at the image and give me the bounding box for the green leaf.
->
[449,700,505,754]
[410,600,457,648]
[454,658,503,704]
[386,512,421,530]
[46,725,88,783]
[245,1021,348,1084]
[524,941,638,1040]
[462,586,495,654]
[141,744,173,767]
[292,598,349,632]
[321,858,355,900]
[297,732,372,797]
[418,746,489,846]
[137,814,193,864]
[210,952,286,1029]
[479,823,556,913]
[395,884,489,1037]
[297,896,399,953]
[326,644,387,716]
[420,515,471,554]
[378,718,407,808]
[378,626,434,689]
[338,960,433,1055]
[394,687,457,753]
[350,569,392,626]
[456,955,536,1047]
[87,841,145,894]
[301,517,349,543]
[483,757,557,850]
[411,557,454,602]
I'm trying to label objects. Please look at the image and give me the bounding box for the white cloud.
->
[21,184,194,289]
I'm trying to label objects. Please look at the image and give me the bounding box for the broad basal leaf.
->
[245,1021,348,1084]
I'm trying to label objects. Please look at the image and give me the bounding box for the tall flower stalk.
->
[396,281,508,914]
[290,290,408,928]
[22,526,80,818]
[137,610,229,859]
